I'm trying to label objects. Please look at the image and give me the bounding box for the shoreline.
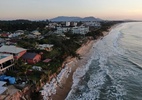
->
[41,24,119,100]
[51,40,95,100]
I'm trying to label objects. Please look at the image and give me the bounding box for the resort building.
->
[56,26,89,34]
[72,26,89,34]
[0,45,27,60]
[56,27,71,34]
[0,54,14,73]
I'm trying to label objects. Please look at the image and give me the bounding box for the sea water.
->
[66,22,142,100]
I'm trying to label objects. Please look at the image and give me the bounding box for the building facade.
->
[0,54,14,73]
[72,26,89,34]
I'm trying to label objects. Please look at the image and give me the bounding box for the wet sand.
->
[50,25,117,100]
[51,40,95,100]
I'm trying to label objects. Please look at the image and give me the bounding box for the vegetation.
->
[0,20,48,32]
[2,20,124,99]
[5,21,123,84]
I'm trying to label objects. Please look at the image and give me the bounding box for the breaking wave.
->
[66,22,142,100]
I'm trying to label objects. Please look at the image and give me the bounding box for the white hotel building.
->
[56,26,89,35]
[72,26,89,34]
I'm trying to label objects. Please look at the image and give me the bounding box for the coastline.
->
[41,24,119,100]
[51,40,95,100]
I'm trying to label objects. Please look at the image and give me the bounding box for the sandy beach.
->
[41,25,116,100]
[51,39,95,100]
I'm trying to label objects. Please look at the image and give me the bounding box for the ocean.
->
[66,22,142,100]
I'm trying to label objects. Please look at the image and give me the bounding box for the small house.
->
[37,44,54,51]
[31,31,41,36]
[22,53,41,64]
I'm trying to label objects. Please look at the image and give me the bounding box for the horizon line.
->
[0,16,141,21]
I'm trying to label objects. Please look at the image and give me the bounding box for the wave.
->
[128,58,142,71]
[66,54,94,100]
[66,23,130,100]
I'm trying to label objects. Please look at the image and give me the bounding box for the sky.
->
[0,0,142,20]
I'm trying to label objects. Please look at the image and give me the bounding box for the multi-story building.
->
[72,26,89,34]
[66,22,70,26]
[0,54,14,73]
[0,45,27,60]
[56,26,89,34]
[56,27,71,34]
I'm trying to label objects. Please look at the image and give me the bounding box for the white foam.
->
[106,84,126,100]
[66,24,128,100]
[41,61,74,100]
[72,56,93,88]
[66,55,94,100]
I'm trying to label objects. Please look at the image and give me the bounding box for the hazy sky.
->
[0,0,142,20]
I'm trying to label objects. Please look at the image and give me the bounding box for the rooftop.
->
[0,81,7,94]
[22,52,38,59]
[39,44,54,48]
[31,30,41,35]
[43,59,52,63]
[0,54,13,60]
[0,45,26,54]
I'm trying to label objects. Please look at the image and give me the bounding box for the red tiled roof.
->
[43,59,52,63]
